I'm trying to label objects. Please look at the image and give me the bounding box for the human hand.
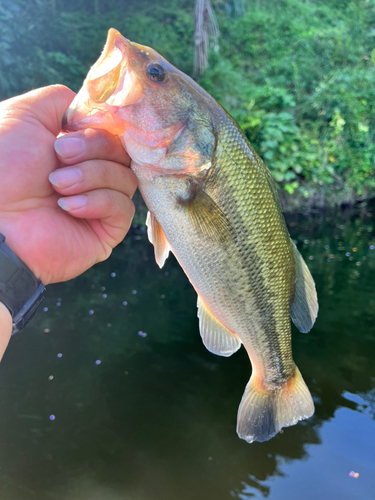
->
[0,85,137,285]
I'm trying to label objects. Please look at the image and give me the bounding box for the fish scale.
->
[210,118,296,379]
[65,28,318,443]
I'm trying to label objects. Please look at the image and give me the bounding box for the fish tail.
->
[236,366,314,443]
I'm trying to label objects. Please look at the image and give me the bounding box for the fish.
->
[64,28,318,443]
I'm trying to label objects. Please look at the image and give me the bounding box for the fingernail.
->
[49,168,82,188]
[58,195,87,211]
[54,137,85,159]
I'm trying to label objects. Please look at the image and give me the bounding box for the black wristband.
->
[0,234,45,335]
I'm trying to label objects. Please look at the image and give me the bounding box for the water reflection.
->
[0,205,374,499]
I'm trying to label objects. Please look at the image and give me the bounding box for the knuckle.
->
[127,199,136,219]
[50,84,72,94]
[92,160,109,185]
[88,129,119,160]
[104,189,119,211]
[110,195,135,224]
[99,243,113,262]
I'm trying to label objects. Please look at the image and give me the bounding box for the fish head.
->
[65,28,216,173]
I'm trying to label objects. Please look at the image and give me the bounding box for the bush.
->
[200,0,375,200]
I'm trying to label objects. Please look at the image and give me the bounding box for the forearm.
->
[0,302,12,361]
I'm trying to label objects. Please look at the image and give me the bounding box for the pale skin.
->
[0,85,138,360]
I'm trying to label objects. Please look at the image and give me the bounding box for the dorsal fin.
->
[290,246,319,333]
[146,211,171,268]
[197,296,242,357]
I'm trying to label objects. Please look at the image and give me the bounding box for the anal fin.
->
[291,246,319,333]
[146,211,171,268]
[197,296,241,357]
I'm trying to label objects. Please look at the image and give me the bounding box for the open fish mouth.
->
[63,28,143,133]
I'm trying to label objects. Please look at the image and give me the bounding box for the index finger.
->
[54,128,130,167]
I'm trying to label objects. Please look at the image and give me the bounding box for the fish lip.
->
[61,109,68,129]
[61,107,87,132]
[61,106,82,132]
[61,118,87,132]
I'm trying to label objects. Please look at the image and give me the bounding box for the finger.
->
[1,85,75,136]
[49,159,138,200]
[54,128,130,166]
[57,189,135,246]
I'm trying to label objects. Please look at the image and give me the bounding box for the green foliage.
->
[0,0,194,96]
[0,0,374,204]
[200,0,375,200]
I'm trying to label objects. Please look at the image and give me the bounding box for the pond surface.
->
[0,205,374,500]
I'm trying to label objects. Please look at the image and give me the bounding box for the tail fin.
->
[236,366,314,443]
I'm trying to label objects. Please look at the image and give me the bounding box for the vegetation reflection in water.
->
[0,205,374,500]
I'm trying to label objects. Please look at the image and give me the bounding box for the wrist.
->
[0,233,46,334]
[0,301,12,353]
[0,228,42,282]
[0,301,12,324]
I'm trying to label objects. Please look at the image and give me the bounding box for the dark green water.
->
[0,206,374,500]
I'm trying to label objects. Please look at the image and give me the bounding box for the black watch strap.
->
[0,234,45,335]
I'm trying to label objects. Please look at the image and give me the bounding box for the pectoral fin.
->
[197,296,241,357]
[178,178,232,244]
[146,211,171,268]
[290,246,319,333]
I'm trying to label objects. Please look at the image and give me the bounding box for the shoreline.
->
[131,188,375,229]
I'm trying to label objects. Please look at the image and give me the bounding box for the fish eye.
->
[146,63,167,82]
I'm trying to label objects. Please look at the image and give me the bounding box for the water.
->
[0,206,374,500]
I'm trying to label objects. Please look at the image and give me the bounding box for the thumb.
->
[1,85,76,136]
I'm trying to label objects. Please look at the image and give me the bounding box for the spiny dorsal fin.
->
[290,246,319,333]
[146,211,171,268]
[197,295,241,357]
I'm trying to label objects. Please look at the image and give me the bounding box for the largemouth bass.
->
[64,29,318,443]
